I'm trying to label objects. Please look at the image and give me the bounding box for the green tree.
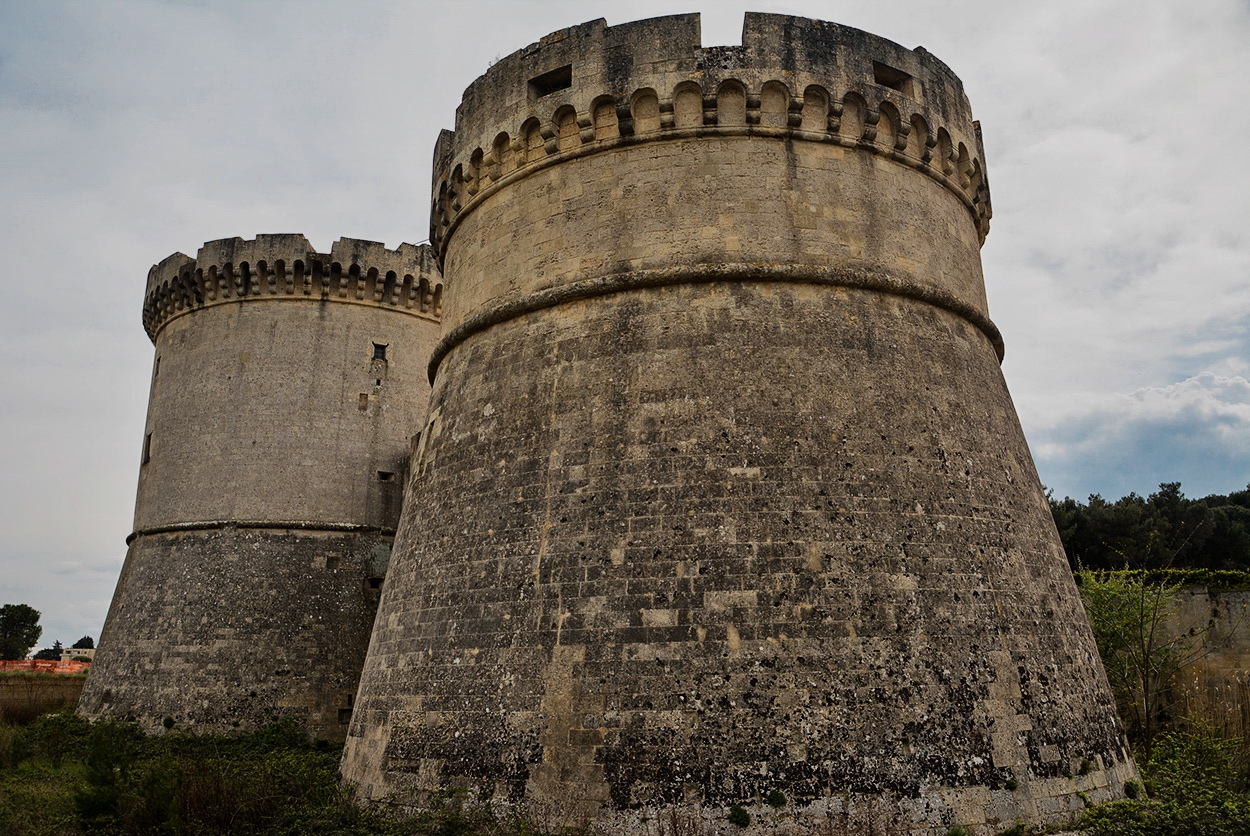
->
[1050,483,1250,571]
[33,640,63,661]
[1076,570,1210,750]
[0,603,42,660]
[71,635,94,650]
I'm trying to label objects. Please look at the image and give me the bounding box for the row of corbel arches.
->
[433,79,991,245]
[143,259,444,336]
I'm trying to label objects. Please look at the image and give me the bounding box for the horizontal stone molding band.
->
[427,262,1006,384]
[125,520,398,545]
[433,117,990,263]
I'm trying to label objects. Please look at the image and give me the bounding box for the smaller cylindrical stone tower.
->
[80,234,442,741]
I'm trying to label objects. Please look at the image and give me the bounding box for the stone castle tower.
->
[79,235,443,742]
[82,12,1136,833]
[339,12,1135,833]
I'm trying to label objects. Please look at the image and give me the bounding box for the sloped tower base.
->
[81,528,389,741]
[345,282,1135,832]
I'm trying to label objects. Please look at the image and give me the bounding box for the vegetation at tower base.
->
[2,715,1246,835]
[1078,727,1250,836]
[343,12,1136,834]
[79,235,444,743]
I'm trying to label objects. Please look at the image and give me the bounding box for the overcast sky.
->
[1,0,1247,650]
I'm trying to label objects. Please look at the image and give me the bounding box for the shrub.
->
[1079,728,1250,836]
[11,711,91,767]
[727,804,750,827]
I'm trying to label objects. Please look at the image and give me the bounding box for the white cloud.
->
[1035,372,1250,500]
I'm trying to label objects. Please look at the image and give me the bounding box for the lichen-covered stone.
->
[343,12,1136,832]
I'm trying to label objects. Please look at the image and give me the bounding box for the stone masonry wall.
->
[343,13,1134,834]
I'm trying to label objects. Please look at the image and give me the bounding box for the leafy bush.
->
[11,711,91,767]
[0,715,616,835]
[1079,728,1250,836]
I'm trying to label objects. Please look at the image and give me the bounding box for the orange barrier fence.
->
[0,660,90,674]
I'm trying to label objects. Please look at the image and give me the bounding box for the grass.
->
[0,712,610,836]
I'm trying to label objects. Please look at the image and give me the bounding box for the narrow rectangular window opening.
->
[153,356,160,379]
[872,61,917,98]
[528,64,573,100]
[377,470,395,482]
[142,432,152,465]
[372,342,388,361]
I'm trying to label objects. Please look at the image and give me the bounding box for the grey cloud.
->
[1036,373,1250,500]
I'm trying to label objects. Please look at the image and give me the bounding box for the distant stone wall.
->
[1,673,86,723]
[1174,588,1250,663]
[1173,588,1250,726]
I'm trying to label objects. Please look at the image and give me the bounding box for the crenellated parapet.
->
[142,234,443,341]
[430,12,992,259]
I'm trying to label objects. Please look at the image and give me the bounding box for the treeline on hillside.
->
[1050,482,1250,571]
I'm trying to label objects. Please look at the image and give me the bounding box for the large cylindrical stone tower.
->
[80,234,442,742]
[344,14,1135,833]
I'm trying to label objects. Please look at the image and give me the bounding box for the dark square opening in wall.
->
[366,577,384,590]
[528,64,573,100]
[377,470,395,482]
[872,61,918,99]
[372,342,388,361]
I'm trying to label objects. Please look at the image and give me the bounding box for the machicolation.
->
[85,13,1136,835]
